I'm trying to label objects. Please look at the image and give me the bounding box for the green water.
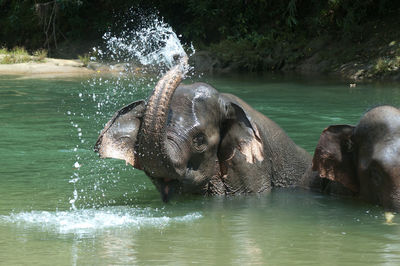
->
[1,74,400,265]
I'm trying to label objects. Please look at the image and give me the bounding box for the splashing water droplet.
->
[99,11,194,75]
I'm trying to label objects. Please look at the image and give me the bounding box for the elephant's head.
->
[312,106,400,210]
[95,56,265,201]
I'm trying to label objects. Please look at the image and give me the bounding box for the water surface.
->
[1,74,400,265]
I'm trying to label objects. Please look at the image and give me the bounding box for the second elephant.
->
[306,105,400,210]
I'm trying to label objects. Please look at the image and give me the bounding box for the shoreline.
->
[190,49,400,83]
[0,58,95,78]
[1,55,399,82]
[0,58,147,79]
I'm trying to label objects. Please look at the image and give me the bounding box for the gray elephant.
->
[94,56,311,202]
[306,105,400,210]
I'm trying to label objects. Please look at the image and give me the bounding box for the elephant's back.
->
[357,105,400,139]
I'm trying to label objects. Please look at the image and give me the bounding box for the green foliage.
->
[374,57,400,75]
[0,47,30,64]
[0,0,399,62]
[1,56,30,64]
[209,30,297,72]
[0,47,8,54]
[33,49,48,61]
[78,53,90,66]
[0,47,47,64]
[0,1,42,49]
[210,39,261,71]
[375,58,390,73]
[10,47,29,56]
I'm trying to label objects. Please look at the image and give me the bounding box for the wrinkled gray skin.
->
[95,81,311,202]
[306,106,400,210]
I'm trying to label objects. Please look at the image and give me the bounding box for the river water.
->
[0,74,400,265]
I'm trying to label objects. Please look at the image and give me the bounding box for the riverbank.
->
[0,57,137,78]
[190,17,400,82]
[1,32,399,82]
[191,40,400,82]
[1,1,399,82]
[0,58,93,78]
[1,52,398,82]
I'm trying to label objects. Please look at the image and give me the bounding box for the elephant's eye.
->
[193,133,207,152]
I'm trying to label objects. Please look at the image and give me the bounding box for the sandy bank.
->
[0,58,98,78]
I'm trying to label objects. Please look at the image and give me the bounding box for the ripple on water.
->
[0,207,202,235]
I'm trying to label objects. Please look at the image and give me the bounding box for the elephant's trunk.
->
[137,55,189,179]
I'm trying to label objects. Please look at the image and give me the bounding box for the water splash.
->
[101,15,192,69]
[95,11,195,75]
[0,208,202,235]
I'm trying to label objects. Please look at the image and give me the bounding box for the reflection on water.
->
[0,74,400,265]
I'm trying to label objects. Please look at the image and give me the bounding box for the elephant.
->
[94,55,311,202]
[306,105,400,210]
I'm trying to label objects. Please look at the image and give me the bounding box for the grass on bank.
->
[373,42,400,76]
[375,57,400,74]
[0,47,47,64]
[78,53,90,67]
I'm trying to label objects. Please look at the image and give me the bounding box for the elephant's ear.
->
[94,100,146,169]
[219,101,264,164]
[217,97,266,193]
[312,125,358,192]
